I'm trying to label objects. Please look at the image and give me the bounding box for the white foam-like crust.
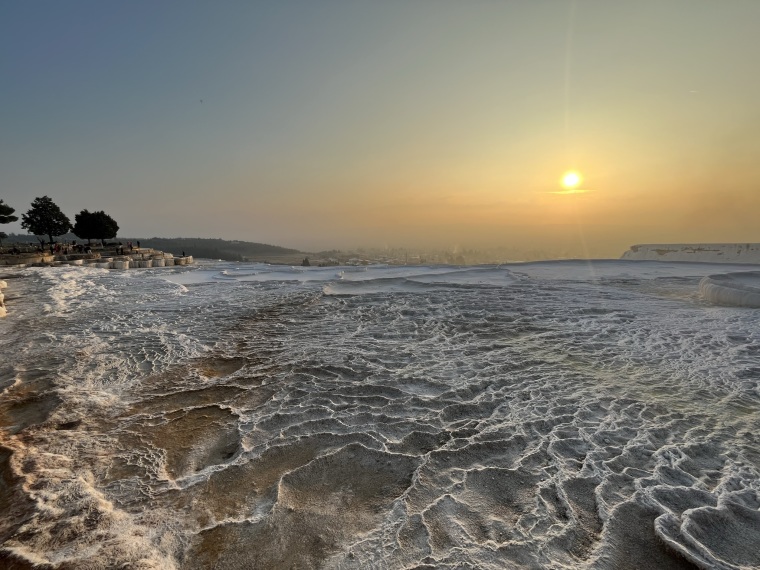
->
[700,271,760,308]
[2,261,759,569]
[162,259,760,289]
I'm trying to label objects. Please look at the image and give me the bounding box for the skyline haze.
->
[2,1,759,258]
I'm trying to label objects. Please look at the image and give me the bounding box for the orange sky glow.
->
[2,1,759,259]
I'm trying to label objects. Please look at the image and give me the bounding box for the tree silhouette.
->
[73,210,119,245]
[21,196,72,244]
[0,200,18,225]
[0,232,7,247]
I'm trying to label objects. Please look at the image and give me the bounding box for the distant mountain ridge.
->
[2,233,302,262]
[122,237,301,261]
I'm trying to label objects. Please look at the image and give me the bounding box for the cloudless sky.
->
[2,0,759,257]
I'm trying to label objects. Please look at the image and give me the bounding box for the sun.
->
[561,171,582,189]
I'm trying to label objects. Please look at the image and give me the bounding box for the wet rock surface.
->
[1,262,758,569]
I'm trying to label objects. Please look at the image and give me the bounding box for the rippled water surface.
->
[1,260,759,569]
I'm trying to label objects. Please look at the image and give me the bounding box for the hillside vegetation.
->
[124,237,301,261]
[3,233,302,262]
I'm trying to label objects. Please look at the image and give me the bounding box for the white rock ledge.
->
[699,271,760,308]
[622,243,760,264]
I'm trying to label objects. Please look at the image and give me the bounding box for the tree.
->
[20,196,72,244]
[0,232,7,246]
[0,200,18,225]
[72,209,119,245]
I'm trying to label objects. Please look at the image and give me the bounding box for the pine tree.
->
[0,200,18,225]
[21,196,72,244]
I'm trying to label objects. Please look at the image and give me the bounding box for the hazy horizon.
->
[2,1,759,257]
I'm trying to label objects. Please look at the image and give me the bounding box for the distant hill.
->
[122,237,302,262]
[119,237,300,261]
[2,232,80,244]
[3,233,302,262]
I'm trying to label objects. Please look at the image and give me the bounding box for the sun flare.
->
[561,171,582,189]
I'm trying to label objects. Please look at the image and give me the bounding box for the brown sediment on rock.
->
[157,432,359,526]
[131,353,273,398]
[172,439,327,527]
[460,467,541,526]
[0,447,35,546]
[0,375,60,436]
[183,444,420,569]
[195,356,246,379]
[0,274,31,319]
[140,405,242,480]
[1,409,179,569]
[559,476,604,559]
[589,502,699,570]
[0,456,179,570]
[54,420,82,431]
[128,385,247,415]
[0,361,179,568]
[0,392,61,436]
[0,550,48,570]
[0,363,63,566]
[128,383,276,422]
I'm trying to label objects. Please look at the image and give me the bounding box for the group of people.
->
[117,241,140,255]
[0,241,91,255]
[44,242,92,255]
[48,242,90,255]
[2,240,153,258]
[115,241,140,256]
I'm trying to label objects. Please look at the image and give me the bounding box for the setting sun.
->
[561,171,582,189]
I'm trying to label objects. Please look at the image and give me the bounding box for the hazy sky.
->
[2,1,759,257]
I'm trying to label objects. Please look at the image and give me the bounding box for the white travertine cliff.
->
[699,271,760,308]
[621,243,760,264]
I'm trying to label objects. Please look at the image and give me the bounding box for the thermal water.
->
[1,260,759,569]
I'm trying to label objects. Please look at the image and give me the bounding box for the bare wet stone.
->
[141,405,241,479]
[2,262,759,569]
[184,445,420,569]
